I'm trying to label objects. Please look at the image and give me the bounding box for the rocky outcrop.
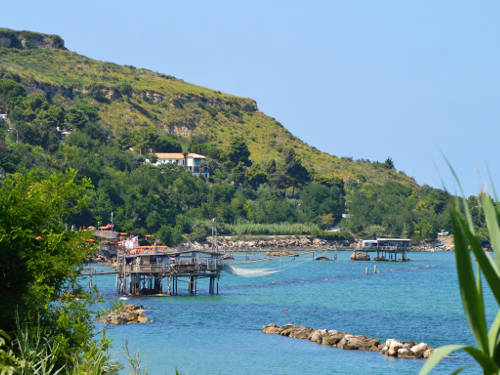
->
[262,323,433,360]
[350,252,370,261]
[315,256,331,261]
[100,304,148,325]
[0,28,65,50]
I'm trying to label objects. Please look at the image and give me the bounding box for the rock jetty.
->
[180,237,354,251]
[100,304,148,325]
[262,323,433,359]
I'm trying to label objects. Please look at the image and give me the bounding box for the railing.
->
[115,260,220,274]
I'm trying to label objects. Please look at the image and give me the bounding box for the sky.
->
[2,0,499,196]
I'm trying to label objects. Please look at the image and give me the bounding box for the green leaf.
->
[486,164,499,204]
[489,311,500,364]
[419,344,464,375]
[444,156,475,233]
[480,193,500,271]
[451,212,489,352]
[462,346,499,374]
[457,214,500,306]
[450,366,472,375]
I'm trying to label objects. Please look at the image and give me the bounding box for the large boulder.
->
[350,252,370,261]
[410,343,428,358]
[262,323,283,334]
[309,330,323,343]
[289,326,313,339]
[279,324,297,336]
[337,335,380,351]
[321,330,345,346]
[398,347,415,358]
[423,348,434,359]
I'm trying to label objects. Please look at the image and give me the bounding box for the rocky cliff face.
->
[0,28,65,50]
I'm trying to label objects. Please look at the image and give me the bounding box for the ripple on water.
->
[93,252,491,374]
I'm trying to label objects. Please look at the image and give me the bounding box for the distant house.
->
[0,113,8,120]
[154,152,209,178]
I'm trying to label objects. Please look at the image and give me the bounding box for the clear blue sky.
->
[3,0,499,196]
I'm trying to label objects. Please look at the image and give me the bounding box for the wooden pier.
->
[114,250,224,296]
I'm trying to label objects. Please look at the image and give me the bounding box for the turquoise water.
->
[92,252,496,374]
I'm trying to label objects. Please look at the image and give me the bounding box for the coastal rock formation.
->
[350,252,370,261]
[181,237,354,251]
[315,256,331,261]
[100,304,148,325]
[262,323,433,360]
[0,28,65,50]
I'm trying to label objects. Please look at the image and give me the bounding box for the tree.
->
[225,137,252,169]
[246,163,268,190]
[0,78,26,111]
[282,148,311,196]
[0,169,92,331]
[154,134,182,152]
[384,157,395,170]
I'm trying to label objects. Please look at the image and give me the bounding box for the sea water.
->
[92,252,496,374]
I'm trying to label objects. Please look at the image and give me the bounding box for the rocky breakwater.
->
[182,237,354,251]
[262,324,434,360]
[100,304,148,325]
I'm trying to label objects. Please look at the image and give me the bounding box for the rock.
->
[101,304,147,325]
[410,343,428,358]
[350,252,370,261]
[397,347,415,358]
[321,331,345,346]
[337,335,380,351]
[260,323,432,360]
[423,348,434,359]
[386,339,403,356]
[262,323,283,334]
[290,327,313,339]
[315,256,331,261]
[310,330,323,343]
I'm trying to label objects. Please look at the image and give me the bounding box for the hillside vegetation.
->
[0,28,413,186]
[1,28,483,244]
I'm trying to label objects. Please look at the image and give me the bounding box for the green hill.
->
[0,28,415,187]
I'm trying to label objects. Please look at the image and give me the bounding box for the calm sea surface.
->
[92,251,496,375]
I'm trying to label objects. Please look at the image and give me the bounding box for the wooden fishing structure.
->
[353,238,411,261]
[114,249,224,296]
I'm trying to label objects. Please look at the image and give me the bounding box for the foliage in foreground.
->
[420,180,500,374]
[0,171,118,374]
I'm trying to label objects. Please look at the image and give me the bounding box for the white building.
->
[154,152,209,178]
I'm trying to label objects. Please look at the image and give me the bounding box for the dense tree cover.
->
[0,77,467,244]
[0,169,117,373]
[344,182,453,242]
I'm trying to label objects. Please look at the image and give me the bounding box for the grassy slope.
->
[0,45,416,186]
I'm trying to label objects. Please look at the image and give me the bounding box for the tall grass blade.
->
[451,212,489,352]
[444,155,475,232]
[488,311,500,362]
[457,214,500,305]
[486,164,499,203]
[461,346,499,374]
[480,193,500,271]
[450,366,472,375]
[419,345,465,375]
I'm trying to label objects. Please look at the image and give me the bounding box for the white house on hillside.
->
[154,152,209,178]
